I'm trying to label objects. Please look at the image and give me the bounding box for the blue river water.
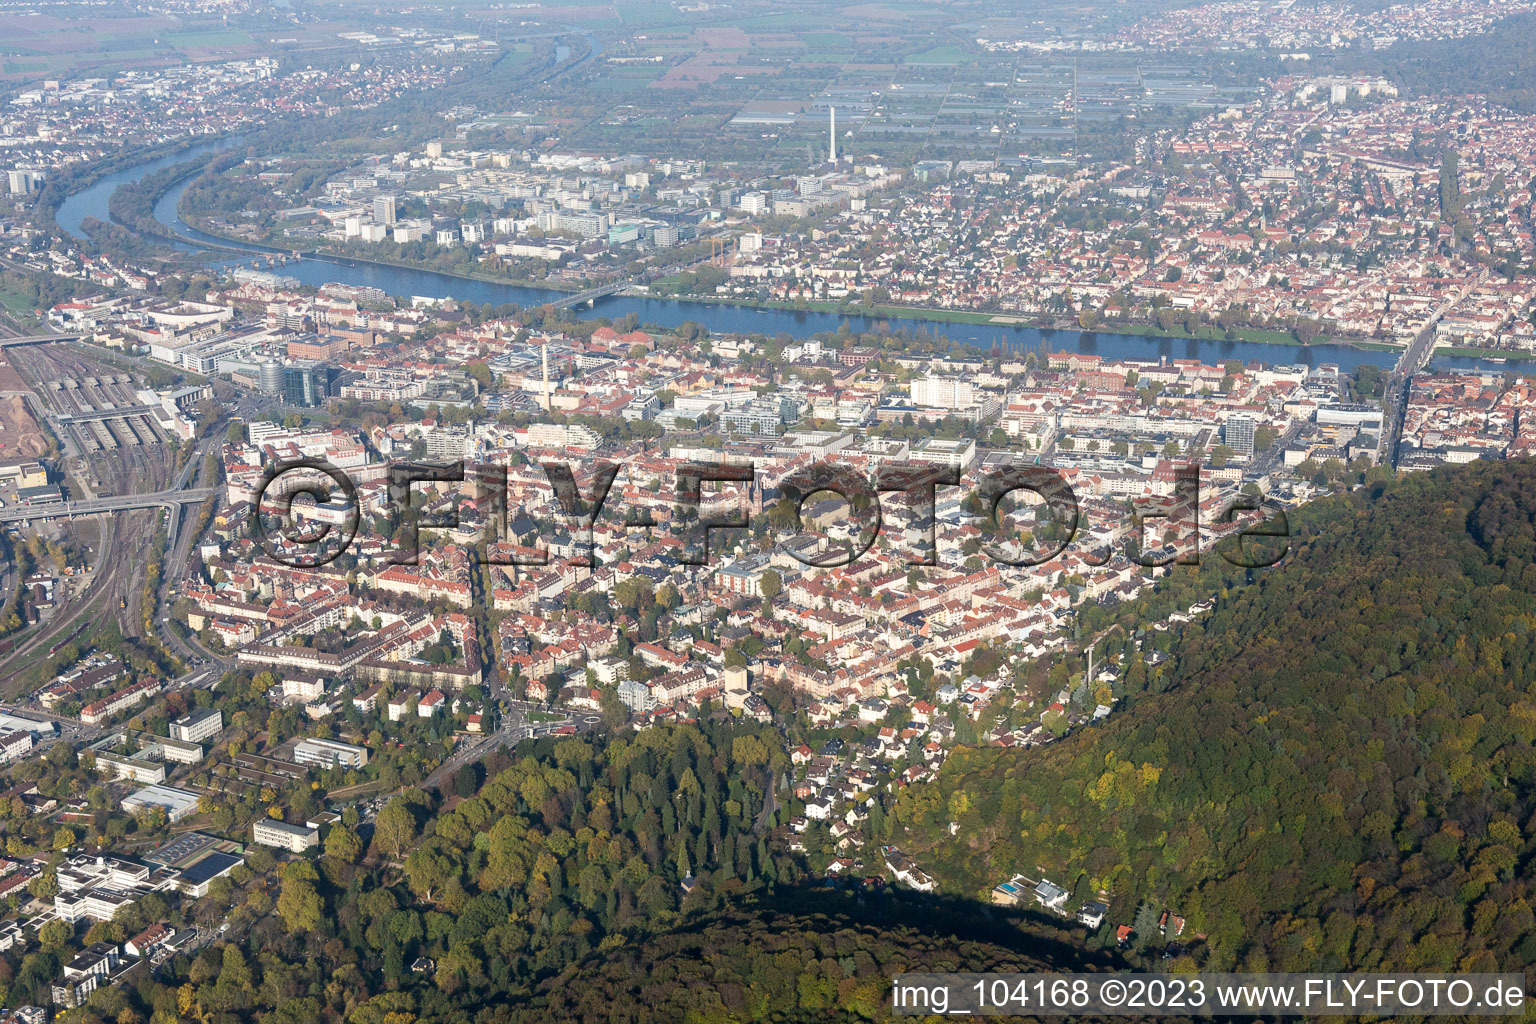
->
[57,138,1505,374]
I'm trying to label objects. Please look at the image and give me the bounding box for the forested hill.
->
[480,894,1120,1024]
[128,721,1115,1024]
[895,458,1536,973]
[1351,11,1536,115]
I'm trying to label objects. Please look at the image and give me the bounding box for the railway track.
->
[0,341,178,689]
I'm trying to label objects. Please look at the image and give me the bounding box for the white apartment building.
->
[251,819,321,853]
[911,375,977,410]
[170,709,223,745]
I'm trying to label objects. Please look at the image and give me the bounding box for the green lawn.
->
[1230,326,1302,344]
[1434,345,1536,361]
[1,623,90,697]
[0,286,35,313]
[496,44,539,69]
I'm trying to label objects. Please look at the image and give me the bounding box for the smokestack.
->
[829,105,836,164]
[541,342,550,410]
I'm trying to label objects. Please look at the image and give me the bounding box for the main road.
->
[1378,271,1484,466]
[419,700,602,793]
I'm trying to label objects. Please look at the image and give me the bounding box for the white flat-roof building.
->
[909,436,978,472]
[55,886,138,924]
[121,784,200,823]
[0,709,59,737]
[170,709,223,745]
[251,819,320,853]
[93,752,166,785]
[141,736,204,764]
[292,737,368,768]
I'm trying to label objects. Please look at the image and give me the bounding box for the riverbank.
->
[309,245,589,296]
[628,290,1400,352]
[48,137,220,235]
[157,169,1436,359]
[106,154,234,258]
[173,213,594,296]
[56,136,250,245]
[45,141,1463,374]
[1433,345,1536,362]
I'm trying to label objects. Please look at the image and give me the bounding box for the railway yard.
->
[44,375,169,454]
[5,342,174,485]
[0,339,195,695]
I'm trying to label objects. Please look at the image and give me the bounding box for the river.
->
[58,141,1506,374]
[56,138,243,246]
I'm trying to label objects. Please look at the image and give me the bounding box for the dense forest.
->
[896,457,1536,973]
[485,895,1119,1024]
[1356,12,1536,113]
[57,720,1119,1023]
[44,716,1133,1023]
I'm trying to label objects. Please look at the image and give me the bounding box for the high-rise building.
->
[258,359,284,397]
[1226,414,1256,457]
[829,105,836,164]
[373,195,397,226]
[284,363,325,407]
[911,375,976,410]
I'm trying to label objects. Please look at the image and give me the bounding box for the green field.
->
[614,2,688,28]
[590,77,654,92]
[164,29,255,49]
[907,44,969,64]
[732,13,817,29]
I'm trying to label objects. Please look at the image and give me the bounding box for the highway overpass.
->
[0,333,87,348]
[0,487,217,525]
[54,404,159,425]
